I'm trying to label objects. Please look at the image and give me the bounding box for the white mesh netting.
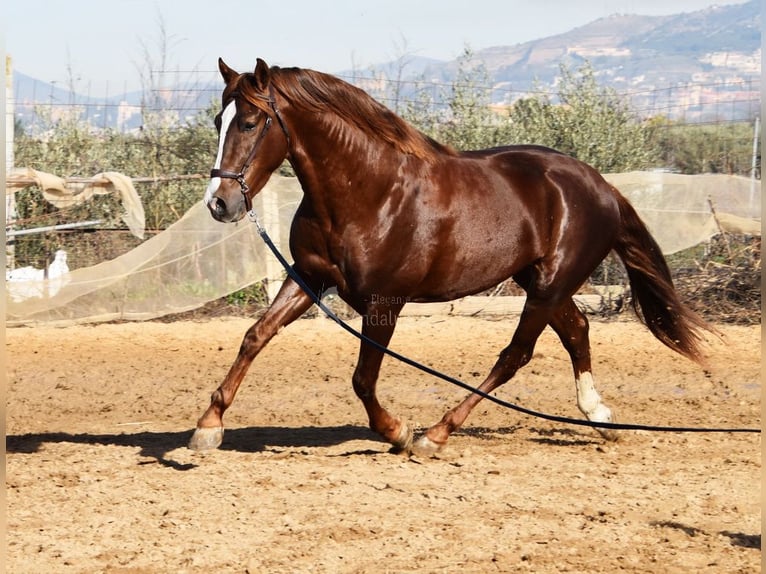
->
[5,172,760,326]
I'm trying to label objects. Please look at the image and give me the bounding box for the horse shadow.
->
[6,425,381,471]
[651,521,761,550]
[6,424,599,471]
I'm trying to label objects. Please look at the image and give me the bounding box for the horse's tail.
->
[611,190,710,364]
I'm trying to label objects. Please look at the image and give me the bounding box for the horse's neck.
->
[286,111,401,210]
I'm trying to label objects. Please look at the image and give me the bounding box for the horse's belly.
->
[410,229,534,302]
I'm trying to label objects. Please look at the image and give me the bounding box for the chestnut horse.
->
[189,58,708,455]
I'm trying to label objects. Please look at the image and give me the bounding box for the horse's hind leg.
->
[412,298,554,456]
[188,277,314,450]
[411,295,618,455]
[548,298,618,441]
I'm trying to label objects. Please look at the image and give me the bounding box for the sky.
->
[5,0,753,95]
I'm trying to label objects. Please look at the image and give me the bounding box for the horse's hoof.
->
[594,410,619,442]
[188,426,224,451]
[389,422,414,454]
[411,434,445,458]
[597,426,620,442]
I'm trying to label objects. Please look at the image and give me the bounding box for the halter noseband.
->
[209,86,290,213]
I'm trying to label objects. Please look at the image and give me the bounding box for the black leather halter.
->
[209,86,290,213]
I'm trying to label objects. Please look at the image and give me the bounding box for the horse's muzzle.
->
[207,195,244,223]
[211,197,228,221]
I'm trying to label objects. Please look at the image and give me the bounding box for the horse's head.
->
[204,58,290,223]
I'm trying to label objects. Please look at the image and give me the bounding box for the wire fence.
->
[13,69,761,134]
[8,68,761,271]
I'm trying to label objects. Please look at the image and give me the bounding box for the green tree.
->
[404,47,511,150]
[438,48,510,150]
[404,59,656,172]
[507,63,658,172]
[652,119,760,175]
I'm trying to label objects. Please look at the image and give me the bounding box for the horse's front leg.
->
[188,277,314,450]
[353,304,413,452]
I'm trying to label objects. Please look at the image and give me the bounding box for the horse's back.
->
[455,144,620,220]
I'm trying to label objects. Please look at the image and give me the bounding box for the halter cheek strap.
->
[210,116,273,211]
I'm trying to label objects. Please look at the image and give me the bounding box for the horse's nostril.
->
[214,197,227,217]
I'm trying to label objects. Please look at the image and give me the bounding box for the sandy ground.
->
[6,313,762,573]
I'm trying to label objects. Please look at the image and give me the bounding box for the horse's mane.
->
[241,66,456,161]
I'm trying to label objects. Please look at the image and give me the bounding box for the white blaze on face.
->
[204,100,238,206]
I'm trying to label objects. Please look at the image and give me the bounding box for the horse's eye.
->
[243,122,257,132]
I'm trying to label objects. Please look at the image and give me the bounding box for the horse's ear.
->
[253,58,270,91]
[218,58,238,84]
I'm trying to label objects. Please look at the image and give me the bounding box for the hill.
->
[353,0,760,120]
[11,0,761,131]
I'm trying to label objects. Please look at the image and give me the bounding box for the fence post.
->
[6,54,16,269]
[751,116,760,207]
[259,181,283,303]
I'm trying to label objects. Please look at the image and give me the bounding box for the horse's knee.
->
[352,372,373,399]
[497,343,534,374]
[238,332,261,358]
[239,320,280,358]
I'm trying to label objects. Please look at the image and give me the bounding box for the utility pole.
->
[6,54,16,269]
[750,116,760,208]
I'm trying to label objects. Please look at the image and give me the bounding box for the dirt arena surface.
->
[6,314,762,573]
